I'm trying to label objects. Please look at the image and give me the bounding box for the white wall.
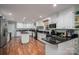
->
[8,23,16,37]
[36,20,44,26]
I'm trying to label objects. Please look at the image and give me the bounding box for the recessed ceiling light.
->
[40,16,43,18]
[53,4,57,7]
[48,17,51,20]
[8,13,12,15]
[23,17,26,20]
[23,17,26,22]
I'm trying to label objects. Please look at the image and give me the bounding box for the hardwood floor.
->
[0,37,45,55]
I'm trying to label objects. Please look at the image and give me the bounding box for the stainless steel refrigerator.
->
[0,16,8,48]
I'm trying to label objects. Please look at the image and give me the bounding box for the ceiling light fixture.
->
[48,17,51,20]
[40,16,43,18]
[23,17,26,20]
[8,13,12,15]
[53,4,57,7]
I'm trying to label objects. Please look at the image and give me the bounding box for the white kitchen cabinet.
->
[58,38,78,55]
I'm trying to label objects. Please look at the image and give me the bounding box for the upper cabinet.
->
[75,6,79,28]
[75,15,79,28]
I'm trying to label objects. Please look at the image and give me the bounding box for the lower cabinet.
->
[58,38,78,55]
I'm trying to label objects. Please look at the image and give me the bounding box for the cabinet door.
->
[58,39,78,55]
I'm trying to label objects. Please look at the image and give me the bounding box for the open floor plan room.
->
[0,4,79,55]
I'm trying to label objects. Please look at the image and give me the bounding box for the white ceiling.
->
[0,4,77,23]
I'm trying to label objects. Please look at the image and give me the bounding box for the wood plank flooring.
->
[0,37,45,55]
